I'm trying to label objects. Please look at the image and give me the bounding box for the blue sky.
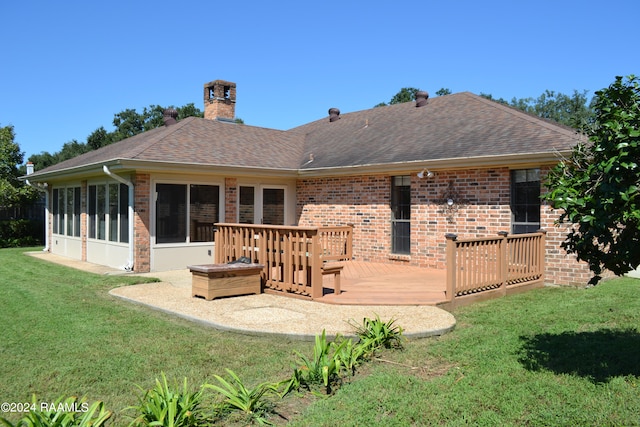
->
[1,0,638,160]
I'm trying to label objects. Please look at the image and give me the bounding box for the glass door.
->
[238,185,285,225]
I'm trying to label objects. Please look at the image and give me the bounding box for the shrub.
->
[332,335,367,376]
[351,314,405,352]
[290,330,347,395]
[127,373,203,427]
[0,219,42,248]
[206,369,279,426]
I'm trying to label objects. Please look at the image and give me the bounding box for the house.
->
[24,79,593,286]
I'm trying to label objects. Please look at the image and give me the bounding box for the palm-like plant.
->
[206,369,278,426]
[291,330,348,394]
[351,315,405,352]
[127,373,203,427]
[332,335,367,376]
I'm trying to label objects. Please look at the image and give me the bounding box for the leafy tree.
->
[87,126,112,150]
[390,87,421,104]
[544,75,640,284]
[510,90,594,129]
[479,93,509,104]
[111,106,160,142]
[57,139,91,160]
[0,125,38,207]
[176,103,204,120]
[435,88,452,96]
[375,87,421,107]
[27,151,57,172]
[28,103,204,169]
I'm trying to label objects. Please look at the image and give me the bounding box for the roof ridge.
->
[127,116,197,159]
[462,92,583,140]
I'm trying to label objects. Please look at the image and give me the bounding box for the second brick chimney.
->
[204,80,236,121]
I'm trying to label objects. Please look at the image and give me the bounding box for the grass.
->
[288,282,640,426]
[2,247,640,425]
[0,248,299,425]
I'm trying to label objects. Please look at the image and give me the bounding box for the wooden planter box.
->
[189,263,264,300]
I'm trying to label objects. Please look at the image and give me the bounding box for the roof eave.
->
[21,151,571,183]
[20,159,301,183]
[296,151,571,177]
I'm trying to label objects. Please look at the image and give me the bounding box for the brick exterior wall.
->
[41,167,598,283]
[297,175,390,262]
[225,178,237,221]
[133,173,151,272]
[539,167,598,285]
[296,167,597,285]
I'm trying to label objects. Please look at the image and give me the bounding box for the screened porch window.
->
[87,183,129,243]
[52,186,81,237]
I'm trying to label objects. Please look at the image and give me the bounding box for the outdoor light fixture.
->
[437,181,468,224]
[417,169,434,179]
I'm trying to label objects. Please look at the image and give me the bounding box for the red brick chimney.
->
[203,80,236,121]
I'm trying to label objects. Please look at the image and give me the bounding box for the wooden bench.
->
[189,263,264,300]
[322,263,343,295]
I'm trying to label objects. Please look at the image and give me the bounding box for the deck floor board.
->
[320,261,447,306]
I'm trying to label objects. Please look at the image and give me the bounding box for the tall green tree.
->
[28,103,204,169]
[390,87,421,104]
[376,87,452,107]
[0,125,38,207]
[544,75,640,284]
[510,90,594,129]
[177,103,204,120]
[86,126,111,150]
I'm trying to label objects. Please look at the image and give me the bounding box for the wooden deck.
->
[318,261,447,306]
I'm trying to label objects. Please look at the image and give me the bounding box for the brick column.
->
[133,173,151,272]
[225,178,237,222]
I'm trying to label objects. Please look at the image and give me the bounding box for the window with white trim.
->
[52,186,81,237]
[511,169,541,234]
[391,175,411,254]
[88,183,129,243]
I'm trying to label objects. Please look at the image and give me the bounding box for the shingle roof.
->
[35,117,306,174]
[31,91,581,178]
[293,92,581,169]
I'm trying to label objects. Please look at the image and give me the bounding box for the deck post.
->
[537,229,547,284]
[445,233,458,304]
[346,223,354,260]
[310,230,323,299]
[497,231,509,295]
[213,227,221,263]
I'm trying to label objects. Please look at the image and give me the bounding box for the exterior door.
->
[238,185,285,225]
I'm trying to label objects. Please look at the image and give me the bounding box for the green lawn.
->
[1,247,639,426]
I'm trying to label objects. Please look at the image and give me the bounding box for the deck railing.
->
[445,231,546,307]
[214,223,353,299]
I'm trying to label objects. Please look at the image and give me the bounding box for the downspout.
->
[25,162,50,252]
[103,165,135,271]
